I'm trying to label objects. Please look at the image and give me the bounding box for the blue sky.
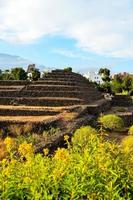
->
[0,0,133,74]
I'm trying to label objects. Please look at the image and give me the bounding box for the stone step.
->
[26,85,95,91]
[0,115,56,124]
[21,90,102,99]
[0,90,20,97]
[0,107,59,116]
[43,77,90,83]
[0,97,84,106]
[31,80,91,86]
[0,86,24,90]
[0,80,29,86]
[0,90,102,100]
[44,73,84,79]
[112,95,133,106]
[86,99,111,115]
[51,70,82,75]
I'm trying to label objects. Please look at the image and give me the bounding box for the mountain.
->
[0,53,32,70]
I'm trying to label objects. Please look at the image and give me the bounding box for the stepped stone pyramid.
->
[0,70,103,106]
[0,70,109,127]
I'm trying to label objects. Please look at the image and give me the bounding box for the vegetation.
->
[0,125,133,199]
[122,76,132,92]
[128,125,133,135]
[63,67,72,72]
[122,136,133,153]
[2,70,13,80]
[31,68,41,81]
[99,68,110,82]
[8,124,33,136]
[0,67,41,81]
[111,74,123,93]
[97,68,133,95]
[11,67,27,80]
[111,74,132,94]
[98,68,112,93]
[99,114,124,131]
[98,82,111,93]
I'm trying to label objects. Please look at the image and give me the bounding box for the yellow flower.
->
[4,137,15,152]
[64,135,69,142]
[23,177,32,184]
[122,136,133,154]
[10,159,17,165]
[52,168,66,180]
[1,158,8,165]
[3,167,10,176]
[54,148,69,161]
[18,142,33,157]
[43,148,49,156]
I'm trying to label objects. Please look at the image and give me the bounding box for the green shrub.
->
[128,125,133,135]
[72,126,98,148]
[99,114,124,131]
[64,67,72,72]
[31,69,40,81]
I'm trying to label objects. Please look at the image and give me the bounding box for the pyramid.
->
[0,70,103,106]
[0,70,109,128]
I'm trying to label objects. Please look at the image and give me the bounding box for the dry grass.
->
[8,125,23,136]
[23,123,33,134]
[0,139,8,160]
[8,123,33,136]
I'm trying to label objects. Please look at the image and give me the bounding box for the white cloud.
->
[52,48,92,61]
[0,0,133,57]
[0,53,32,68]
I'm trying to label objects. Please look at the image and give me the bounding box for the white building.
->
[84,71,103,84]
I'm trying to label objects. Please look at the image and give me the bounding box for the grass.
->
[0,139,7,160]
[8,124,33,136]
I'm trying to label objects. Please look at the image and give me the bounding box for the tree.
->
[99,68,110,82]
[64,67,72,72]
[122,76,132,92]
[0,69,3,80]
[111,74,124,93]
[111,81,122,93]
[11,67,27,80]
[113,74,123,84]
[31,69,40,81]
[2,70,13,80]
[99,82,111,93]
